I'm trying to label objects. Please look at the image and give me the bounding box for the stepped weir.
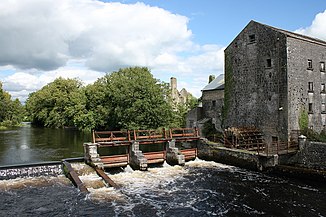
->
[0,128,200,193]
[84,128,200,171]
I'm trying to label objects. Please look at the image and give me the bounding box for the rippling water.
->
[0,159,325,217]
[0,124,90,165]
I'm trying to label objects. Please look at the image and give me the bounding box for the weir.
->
[0,161,63,180]
[0,128,200,193]
[85,128,200,171]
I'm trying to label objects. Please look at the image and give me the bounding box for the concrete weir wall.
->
[197,139,326,181]
[197,141,278,171]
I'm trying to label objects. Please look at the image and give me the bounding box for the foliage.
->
[0,82,24,127]
[202,120,217,138]
[102,67,174,129]
[301,128,326,143]
[25,77,87,129]
[299,109,308,131]
[25,67,178,131]
[171,95,198,128]
[202,120,223,143]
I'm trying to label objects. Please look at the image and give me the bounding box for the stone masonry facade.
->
[224,20,326,144]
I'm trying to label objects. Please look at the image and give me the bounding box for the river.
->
[0,126,325,216]
[0,123,90,165]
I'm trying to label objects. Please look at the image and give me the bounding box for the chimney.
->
[208,75,215,83]
[170,77,177,90]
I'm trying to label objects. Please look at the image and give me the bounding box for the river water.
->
[0,123,90,165]
[0,126,325,216]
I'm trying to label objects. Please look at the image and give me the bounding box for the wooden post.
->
[92,130,96,143]
[62,161,89,193]
[133,129,137,140]
[94,167,118,188]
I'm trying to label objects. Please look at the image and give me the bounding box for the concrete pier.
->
[83,143,104,169]
[166,140,185,166]
[129,142,148,171]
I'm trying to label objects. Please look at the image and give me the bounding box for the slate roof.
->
[202,74,224,91]
[254,20,326,46]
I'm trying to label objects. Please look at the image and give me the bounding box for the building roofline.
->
[253,20,326,46]
[225,20,326,51]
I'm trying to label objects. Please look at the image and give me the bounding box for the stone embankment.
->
[197,138,326,182]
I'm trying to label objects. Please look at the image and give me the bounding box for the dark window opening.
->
[272,136,278,145]
[308,82,314,92]
[309,103,313,113]
[322,83,325,92]
[321,62,325,72]
[249,34,256,43]
[212,100,216,107]
[266,59,272,68]
[308,59,313,70]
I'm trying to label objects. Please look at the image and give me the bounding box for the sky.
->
[1,0,326,102]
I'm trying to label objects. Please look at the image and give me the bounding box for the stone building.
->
[170,77,193,108]
[186,74,224,134]
[224,20,326,144]
[201,74,224,132]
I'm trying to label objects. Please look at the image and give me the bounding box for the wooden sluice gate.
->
[84,128,200,171]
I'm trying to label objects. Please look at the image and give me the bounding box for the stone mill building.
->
[223,20,326,144]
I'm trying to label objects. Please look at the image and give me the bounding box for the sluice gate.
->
[84,128,200,171]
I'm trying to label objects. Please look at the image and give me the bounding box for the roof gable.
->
[202,74,224,91]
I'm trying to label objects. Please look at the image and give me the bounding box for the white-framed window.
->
[308,59,313,70]
[320,62,325,72]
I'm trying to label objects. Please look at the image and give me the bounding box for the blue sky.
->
[0,0,326,101]
[111,0,326,44]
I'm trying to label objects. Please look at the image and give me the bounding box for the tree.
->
[102,67,174,130]
[25,77,87,129]
[0,82,24,127]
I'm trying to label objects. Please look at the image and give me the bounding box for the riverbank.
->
[197,140,326,182]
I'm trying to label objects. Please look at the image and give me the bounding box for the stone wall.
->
[287,142,326,170]
[224,21,288,142]
[202,89,224,131]
[186,107,203,128]
[287,37,326,134]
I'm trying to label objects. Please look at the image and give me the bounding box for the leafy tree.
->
[0,82,24,127]
[171,95,198,128]
[102,67,174,130]
[25,77,87,129]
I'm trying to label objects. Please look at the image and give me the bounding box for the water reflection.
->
[0,124,91,166]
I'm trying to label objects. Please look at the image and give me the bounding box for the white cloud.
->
[0,0,192,72]
[0,0,224,100]
[2,60,104,102]
[295,10,326,41]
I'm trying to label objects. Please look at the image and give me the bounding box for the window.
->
[321,62,325,72]
[272,136,278,145]
[249,34,256,43]
[322,103,326,113]
[322,83,325,92]
[212,100,216,107]
[266,58,272,68]
[309,103,313,113]
[308,59,313,70]
[308,82,314,92]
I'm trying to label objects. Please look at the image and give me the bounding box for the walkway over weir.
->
[84,128,200,171]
